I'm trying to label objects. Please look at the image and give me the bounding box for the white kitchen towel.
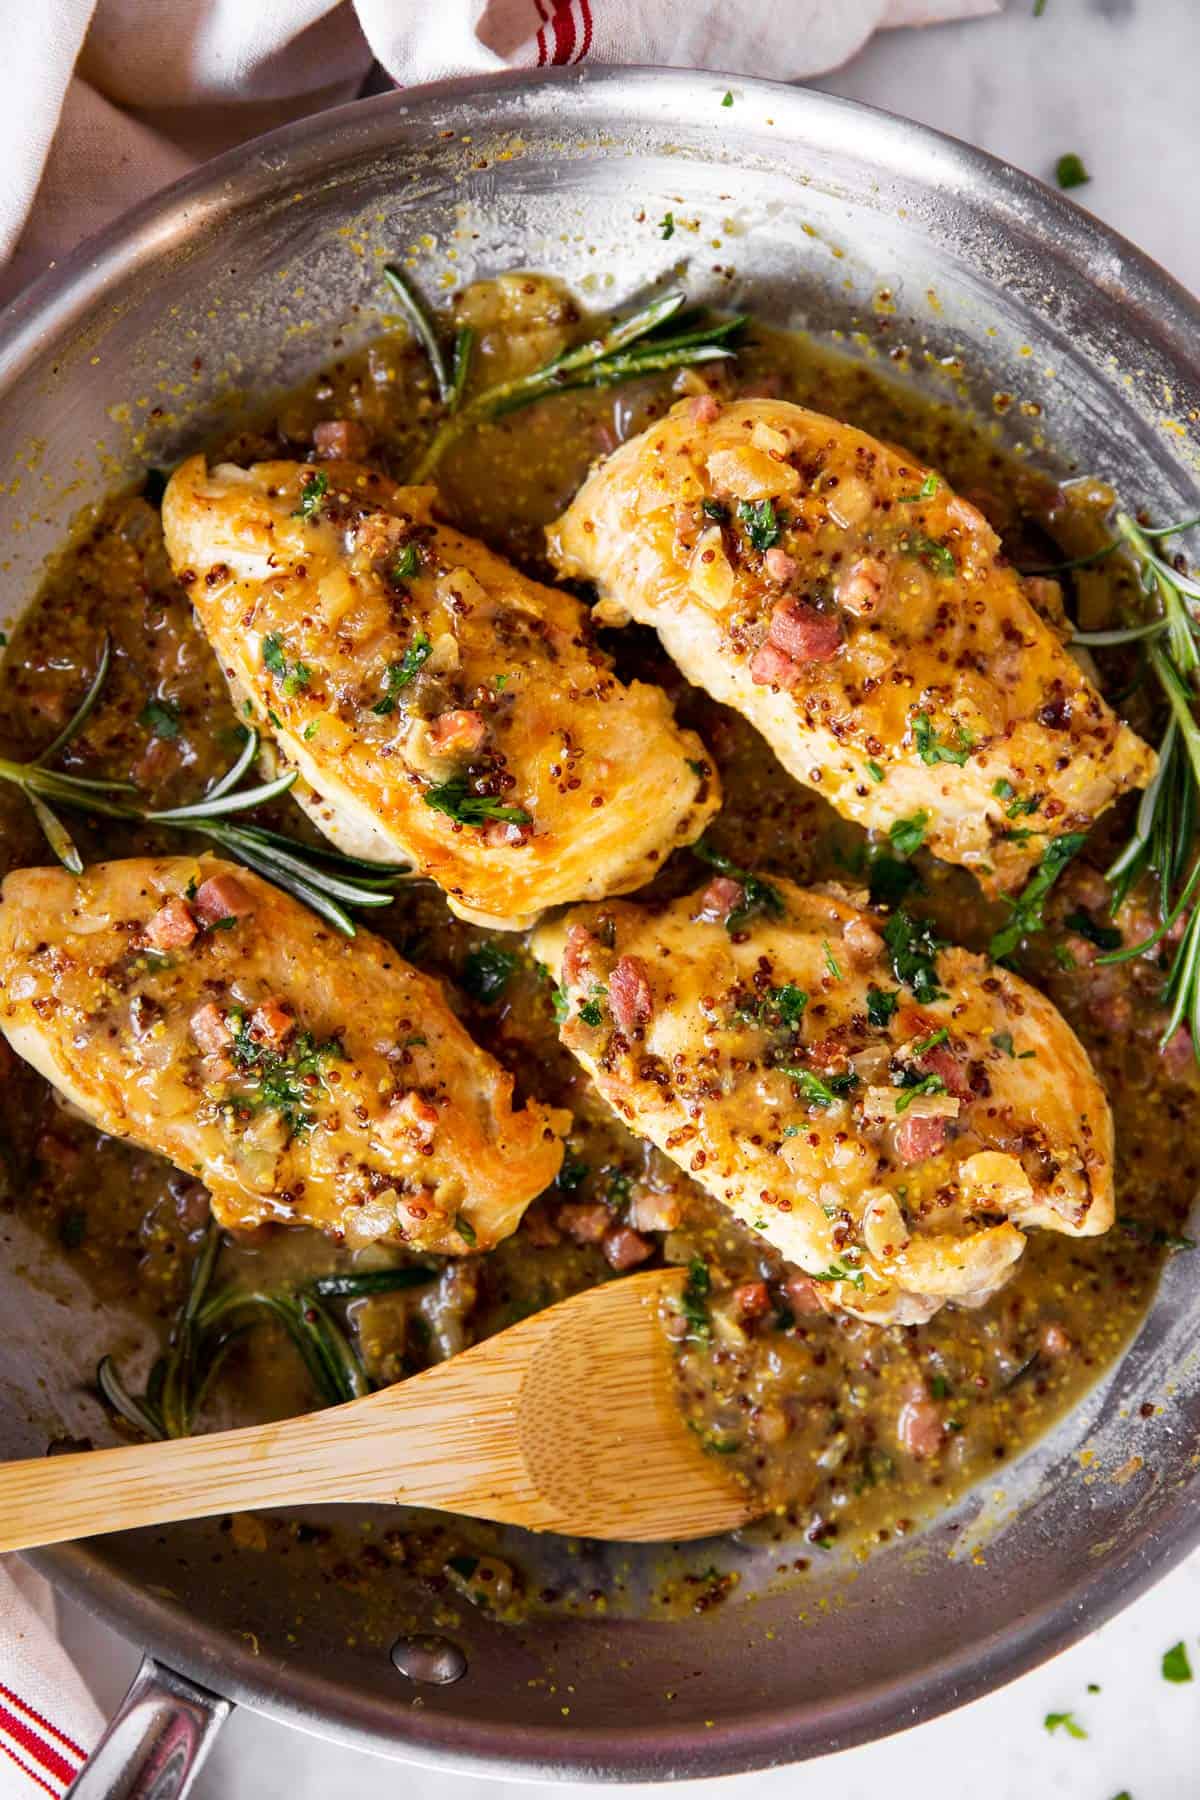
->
[0,0,997,1789]
[1,0,999,301]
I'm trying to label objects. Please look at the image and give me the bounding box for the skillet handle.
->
[66,1656,231,1800]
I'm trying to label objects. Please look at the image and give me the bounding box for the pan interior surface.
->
[2,67,1199,1780]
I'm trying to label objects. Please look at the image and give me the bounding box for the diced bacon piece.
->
[193,874,254,925]
[690,393,721,424]
[355,512,408,562]
[895,1110,951,1164]
[483,819,532,848]
[763,546,797,584]
[382,1090,438,1147]
[836,555,889,618]
[146,897,197,950]
[609,955,653,1033]
[784,1272,826,1316]
[313,419,369,461]
[250,998,295,1052]
[190,1002,231,1057]
[897,1387,943,1459]
[919,1043,972,1098]
[561,923,596,987]
[429,709,487,757]
[767,598,842,663]
[602,1225,654,1270]
[698,875,745,922]
[1163,1025,1195,1078]
[1087,989,1132,1035]
[843,915,883,970]
[557,1201,611,1244]
[749,642,804,690]
[520,1201,562,1247]
[733,1280,771,1320]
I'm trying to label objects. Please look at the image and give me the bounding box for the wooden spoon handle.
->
[0,1310,550,1553]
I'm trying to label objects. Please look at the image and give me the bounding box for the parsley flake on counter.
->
[721,90,733,106]
[659,212,675,240]
[1043,1711,1087,1739]
[1055,152,1090,191]
[293,470,328,519]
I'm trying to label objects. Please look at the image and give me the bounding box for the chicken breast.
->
[162,456,718,930]
[533,874,1113,1324]
[548,396,1154,896]
[0,856,566,1252]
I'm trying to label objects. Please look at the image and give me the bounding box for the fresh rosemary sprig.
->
[382,265,744,483]
[0,638,406,935]
[97,1219,439,1440]
[1024,508,1200,1062]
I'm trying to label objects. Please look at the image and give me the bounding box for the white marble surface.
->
[57,2,1200,1795]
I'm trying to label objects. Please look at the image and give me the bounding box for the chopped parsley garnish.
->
[822,939,843,980]
[139,697,181,740]
[693,839,785,932]
[898,472,940,503]
[1006,792,1041,819]
[578,997,605,1027]
[58,1207,87,1250]
[782,1067,858,1108]
[551,985,571,1024]
[606,1168,632,1203]
[391,541,421,583]
[765,984,808,1025]
[659,212,675,240]
[866,987,899,1029]
[1163,1641,1193,1682]
[990,1030,1015,1057]
[992,778,1014,800]
[1118,1216,1197,1253]
[228,1015,344,1136]
[701,498,728,522]
[884,909,947,1005]
[913,712,973,766]
[869,854,920,910]
[303,721,319,740]
[889,810,930,859]
[261,632,312,697]
[902,531,956,577]
[371,632,433,713]
[461,940,517,1004]
[455,1212,477,1246]
[1044,1712,1087,1739]
[989,832,1087,961]
[1063,909,1122,952]
[811,1262,866,1291]
[556,1155,590,1191]
[423,779,531,828]
[865,760,885,784]
[929,1374,952,1399]
[894,1073,946,1113]
[736,498,781,552]
[681,1257,711,1338]
[910,1027,948,1058]
[1055,152,1090,191]
[293,470,328,519]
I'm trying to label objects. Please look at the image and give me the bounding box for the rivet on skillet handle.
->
[66,1656,231,1800]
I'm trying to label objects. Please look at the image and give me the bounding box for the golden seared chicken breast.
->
[0,856,565,1252]
[533,874,1113,1324]
[162,456,718,930]
[548,397,1154,896]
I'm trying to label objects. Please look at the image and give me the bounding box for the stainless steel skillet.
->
[0,64,1198,1792]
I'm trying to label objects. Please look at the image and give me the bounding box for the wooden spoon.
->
[0,1269,754,1551]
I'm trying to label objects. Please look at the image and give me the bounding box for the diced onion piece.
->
[688,525,735,611]
[706,446,800,500]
